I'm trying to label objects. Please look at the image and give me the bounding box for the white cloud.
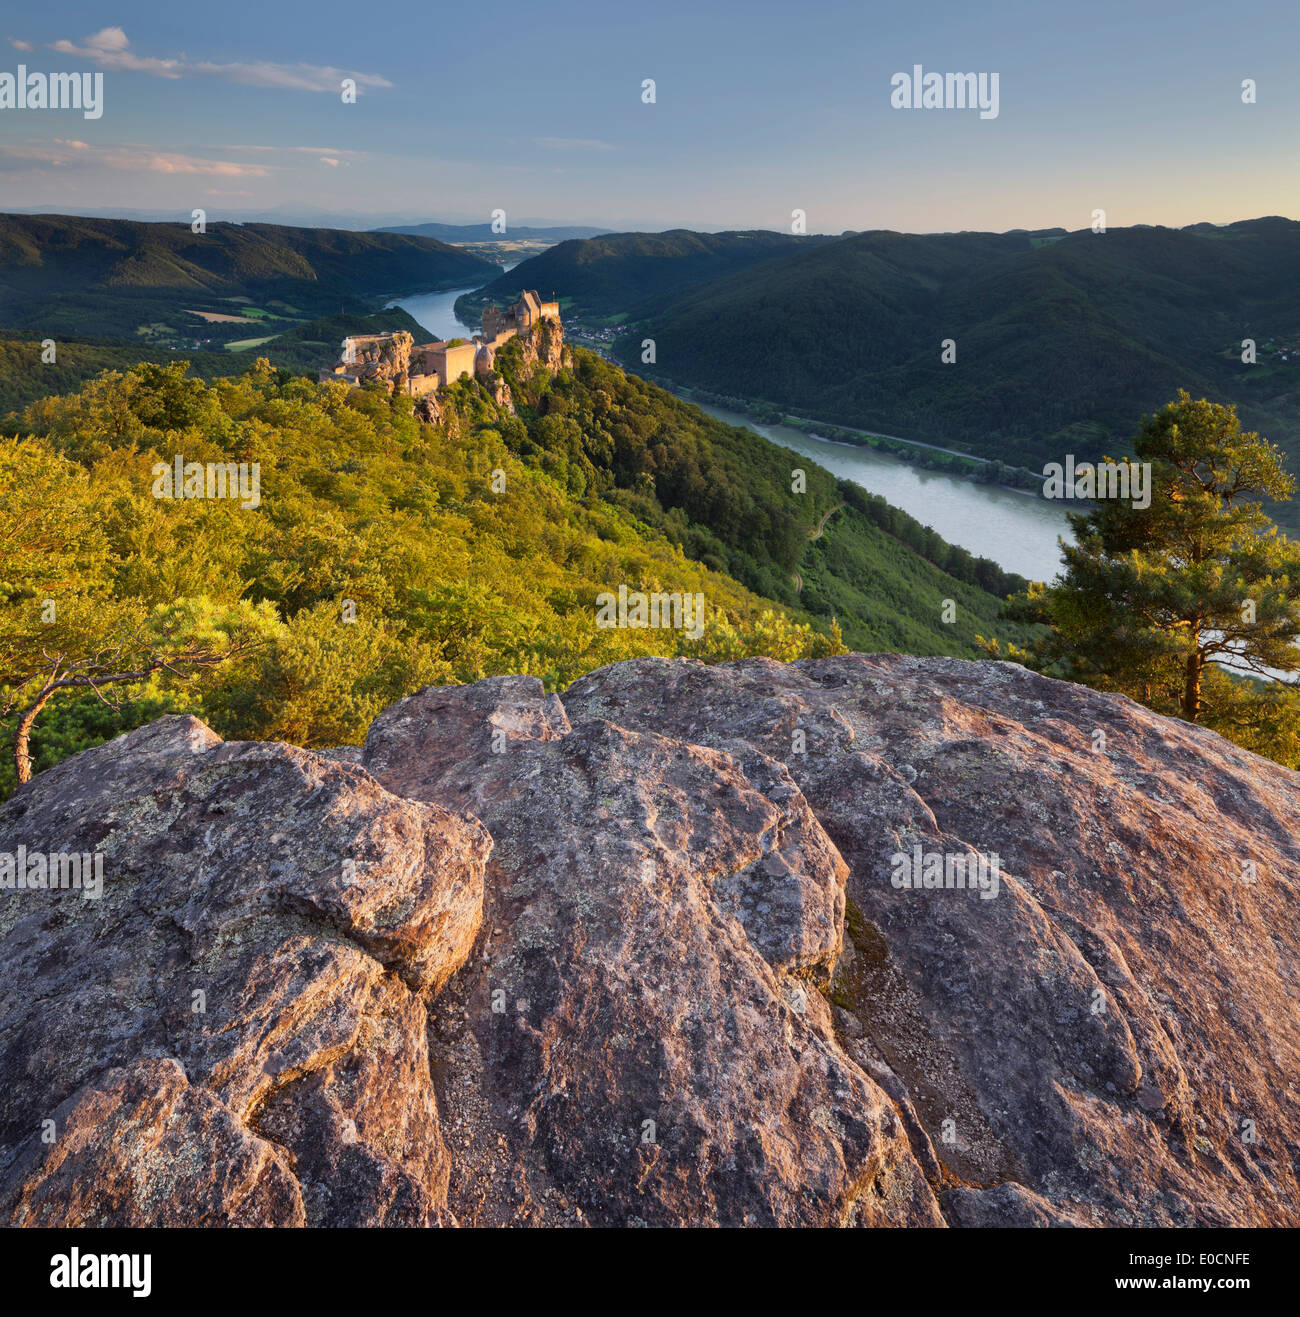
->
[10,38,33,52]
[0,136,370,183]
[219,145,359,157]
[0,139,271,176]
[190,60,390,92]
[46,29,392,92]
[0,144,69,169]
[126,152,270,176]
[85,26,129,53]
[50,29,182,77]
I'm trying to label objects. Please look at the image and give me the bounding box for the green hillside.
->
[530,347,1030,654]
[0,341,1034,794]
[0,213,500,340]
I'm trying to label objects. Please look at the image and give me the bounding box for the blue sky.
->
[2,0,1297,232]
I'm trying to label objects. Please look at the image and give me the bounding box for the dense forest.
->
[616,221,1300,496]
[535,347,1030,611]
[0,339,1034,797]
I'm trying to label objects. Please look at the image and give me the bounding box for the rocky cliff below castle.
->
[1,654,1296,1227]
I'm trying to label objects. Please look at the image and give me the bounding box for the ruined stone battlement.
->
[319,292,562,397]
[481,289,560,339]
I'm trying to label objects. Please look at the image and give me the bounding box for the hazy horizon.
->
[2,204,1296,239]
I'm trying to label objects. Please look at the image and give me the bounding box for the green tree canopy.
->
[995,392,1300,759]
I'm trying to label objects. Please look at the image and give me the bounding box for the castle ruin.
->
[319,290,562,396]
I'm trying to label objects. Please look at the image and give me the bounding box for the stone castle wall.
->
[320,296,559,396]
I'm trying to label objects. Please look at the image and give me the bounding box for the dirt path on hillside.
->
[793,500,845,594]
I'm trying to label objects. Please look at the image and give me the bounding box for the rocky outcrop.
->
[510,318,568,381]
[1,654,1297,1227]
[360,676,939,1227]
[347,330,414,391]
[0,719,488,1227]
[562,656,1300,1227]
[480,371,514,413]
[414,391,445,426]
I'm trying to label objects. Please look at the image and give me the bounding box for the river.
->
[683,399,1072,583]
[646,397,1291,673]
[388,286,484,342]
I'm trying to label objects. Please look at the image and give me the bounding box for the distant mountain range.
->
[376,222,611,243]
[0,205,611,231]
[0,213,501,339]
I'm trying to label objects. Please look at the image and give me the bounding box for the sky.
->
[1,0,1298,234]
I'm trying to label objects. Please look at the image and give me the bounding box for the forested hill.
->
[0,213,501,338]
[609,218,1300,508]
[537,348,1032,648]
[456,229,836,322]
[1,337,1034,792]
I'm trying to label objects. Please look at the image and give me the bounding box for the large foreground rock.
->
[563,655,1300,1226]
[361,676,939,1226]
[0,718,489,1226]
[1,654,1297,1226]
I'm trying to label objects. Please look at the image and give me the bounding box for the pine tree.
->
[1006,393,1300,728]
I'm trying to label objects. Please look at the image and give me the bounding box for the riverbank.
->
[658,375,1046,495]
[644,377,1072,583]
